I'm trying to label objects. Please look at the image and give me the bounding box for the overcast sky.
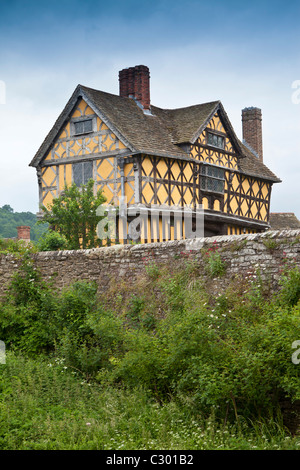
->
[0,0,299,219]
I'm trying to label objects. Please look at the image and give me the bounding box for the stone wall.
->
[0,229,300,297]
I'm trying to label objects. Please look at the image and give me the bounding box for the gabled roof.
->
[30,84,281,183]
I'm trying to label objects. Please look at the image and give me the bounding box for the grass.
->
[0,352,299,450]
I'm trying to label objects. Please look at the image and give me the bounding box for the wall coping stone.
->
[30,229,300,259]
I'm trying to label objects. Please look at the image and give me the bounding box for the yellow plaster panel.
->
[231,174,240,192]
[54,142,67,159]
[124,183,134,202]
[241,199,248,217]
[142,158,154,177]
[65,164,72,186]
[156,159,168,178]
[41,166,57,187]
[230,195,239,214]
[84,137,98,154]
[59,165,65,191]
[170,185,181,205]
[69,139,83,157]
[208,114,225,133]
[97,117,108,131]
[242,178,250,194]
[97,158,114,180]
[260,205,267,220]
[251,181,259,198]
[214,200,220,211]
[72,99,94,118]
[58,123,70,140]
[190,146,198,159]
[98,184,114,202]
[124,163,133,177]
[102,134,117,152]
[142,182,153,205]
[183,189,193,206]
[202,197,208,209]
[261,183,269,199]
[183,163,193,182]
[42,190,55,208]
[157,185,168,205]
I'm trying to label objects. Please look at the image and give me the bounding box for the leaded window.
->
[74,119,93,135]
[207,132,225,149]
[73,161,93,187]
[200,164,225,194]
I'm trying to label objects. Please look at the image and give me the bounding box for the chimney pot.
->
[242,107,263,162]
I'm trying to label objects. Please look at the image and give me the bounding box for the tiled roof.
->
[30,85,281,183]
[238,141,281,182]
[269,213,300,230]
[151,101,220,144]
[81,86,189,159]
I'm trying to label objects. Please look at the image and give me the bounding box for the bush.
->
[101,265,300,422]
[1,255,300,427]
[37,230,68,251]
[203,241,226,277]
[277,266,300,308]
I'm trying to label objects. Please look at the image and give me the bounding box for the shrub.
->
[277,266,300,308]
[1,253,300,428]
[37,230,68,251]
[0,256,57,353]
[203,241,226,277]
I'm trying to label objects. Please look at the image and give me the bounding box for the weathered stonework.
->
[0,230,299,297]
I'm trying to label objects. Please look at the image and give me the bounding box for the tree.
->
[40,180,107,250]
[1,204,14,213]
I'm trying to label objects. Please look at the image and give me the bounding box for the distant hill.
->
[0,205,48,242]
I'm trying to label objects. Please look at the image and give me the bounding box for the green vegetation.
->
[0,352,299,450]
[37,230,68,252]
[203,241,226,277]
[39,180,107,250]
[0,181,108,252]
[0,252,299,449]
[0,205,48,242]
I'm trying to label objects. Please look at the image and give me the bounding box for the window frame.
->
[72,161,94,187]
[70,117,96,137]
[200,164,225,194]
[206,131,225,150]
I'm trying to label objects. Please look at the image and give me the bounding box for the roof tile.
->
[30,85,280,183]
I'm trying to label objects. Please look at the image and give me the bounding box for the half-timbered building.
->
[30,65,281,242]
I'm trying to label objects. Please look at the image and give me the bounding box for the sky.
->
[0,0,299,219]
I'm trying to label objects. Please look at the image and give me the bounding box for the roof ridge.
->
[151,100,221,113]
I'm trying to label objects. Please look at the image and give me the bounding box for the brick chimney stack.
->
[119,65,150,111]
[17,226,31,244]
[242,107,263,162]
